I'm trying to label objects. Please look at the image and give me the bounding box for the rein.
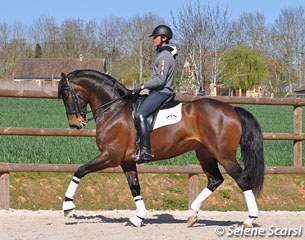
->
[85,95,128,122]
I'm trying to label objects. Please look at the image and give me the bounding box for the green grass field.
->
[0,97,303,166]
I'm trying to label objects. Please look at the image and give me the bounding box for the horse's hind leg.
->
[121,162,147,227]
[188,149,224,227]
[220,159,259,227]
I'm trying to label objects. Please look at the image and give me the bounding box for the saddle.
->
[133,93,180,131]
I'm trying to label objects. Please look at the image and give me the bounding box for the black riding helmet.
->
[149,25,173,40]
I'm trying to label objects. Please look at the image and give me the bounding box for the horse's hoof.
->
[243,223,253,228]
[243,216,256,228]
[126,216,144,227]
[187,214,198,227]
[64,209,74,217]
[62,200,76,217]
[125,220,137,227]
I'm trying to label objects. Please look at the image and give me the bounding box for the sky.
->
[1,0,304,26]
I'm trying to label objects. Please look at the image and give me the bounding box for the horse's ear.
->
[61,72,66,81]
[60,72,68,85]
[61,72,66,79]
[58,73,68,99]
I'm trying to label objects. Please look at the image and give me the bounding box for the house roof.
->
[13,58,106,80]
[294,87,305,93]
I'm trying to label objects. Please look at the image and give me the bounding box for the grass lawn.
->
[0,98,304,166]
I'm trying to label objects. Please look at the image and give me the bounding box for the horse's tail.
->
[234,107,265,196]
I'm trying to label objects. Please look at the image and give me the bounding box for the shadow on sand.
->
[64,213,255,227]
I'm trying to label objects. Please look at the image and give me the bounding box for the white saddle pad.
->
[153,103,182,130]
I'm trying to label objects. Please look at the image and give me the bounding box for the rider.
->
[131,24,178,163]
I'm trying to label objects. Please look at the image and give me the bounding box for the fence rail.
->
[0,89,305,210]
[1,163,305,210]
[1,127,305,140]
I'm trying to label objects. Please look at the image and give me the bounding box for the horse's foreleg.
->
[188,156,224,227]
[62,152,117,216]
[121,162,147,227]
[62,165,87,216]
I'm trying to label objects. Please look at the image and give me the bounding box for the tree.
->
[232,12,268,49]
[172,0,233,95]
[35,43,42,58]
[219,46,269,91]
[272,6,305,90]
[122,13,165,85]
[30,16,60,58]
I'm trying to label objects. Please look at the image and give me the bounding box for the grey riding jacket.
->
[143,44,177,95]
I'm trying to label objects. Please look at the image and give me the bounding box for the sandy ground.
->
[0,210,304,240]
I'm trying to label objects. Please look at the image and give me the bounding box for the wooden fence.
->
[0,89,305,210]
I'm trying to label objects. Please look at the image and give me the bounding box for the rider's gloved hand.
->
[132,83,144,95]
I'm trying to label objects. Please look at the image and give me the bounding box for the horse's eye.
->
[62,90,69,98]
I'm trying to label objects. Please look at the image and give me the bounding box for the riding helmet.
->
[149,25,173,40]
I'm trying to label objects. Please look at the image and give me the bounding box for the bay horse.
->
[58,69,264,228]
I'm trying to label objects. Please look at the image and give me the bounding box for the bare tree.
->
[0,22,32,78]
[272,6,305,91]
[60,18,96,58]
[30,16,60,58]
[123,13,165,83]
[1,4,305,97]
[97,16,126,75]
[206,3,233,92]
[232,12,268,49]
[172,0,233,95]
[0,23,12,77]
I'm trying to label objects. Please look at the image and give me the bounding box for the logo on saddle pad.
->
[153,103,182,130]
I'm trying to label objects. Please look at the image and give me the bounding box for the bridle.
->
[62,78,130,125]
[63,79,89,126]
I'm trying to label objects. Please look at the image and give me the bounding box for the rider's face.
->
[153,35,161,47]
[153,35,167,47]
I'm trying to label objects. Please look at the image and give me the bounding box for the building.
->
[13,57,106,87]
[290,86,305,98]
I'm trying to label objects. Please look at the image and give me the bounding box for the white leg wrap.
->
[62,200,76,211]
[190,188,213,211]
[65,176,80,200]
[128,216,144,227]
[134,195,147,219]
[243,190,259,217]
[128,195,146,227]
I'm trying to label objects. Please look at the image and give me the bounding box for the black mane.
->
[67,69,131,97]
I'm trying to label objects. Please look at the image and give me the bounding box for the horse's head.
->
[58,72,88,129]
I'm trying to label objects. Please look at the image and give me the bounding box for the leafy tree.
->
[219,46,269,91]
[34,43,42,58]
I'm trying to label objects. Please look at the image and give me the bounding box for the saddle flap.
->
[132,95,182,131]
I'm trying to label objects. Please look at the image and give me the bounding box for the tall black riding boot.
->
[131,115,153,163]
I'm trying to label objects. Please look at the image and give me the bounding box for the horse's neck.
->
[89,91,126,114]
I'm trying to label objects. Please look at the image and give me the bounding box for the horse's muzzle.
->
[68,115,88,129]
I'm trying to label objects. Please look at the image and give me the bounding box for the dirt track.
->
[1,210,304,240]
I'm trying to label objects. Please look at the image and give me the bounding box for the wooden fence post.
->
[0,172,10,210]
[294,106,302,167]
[188,174,198,209]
